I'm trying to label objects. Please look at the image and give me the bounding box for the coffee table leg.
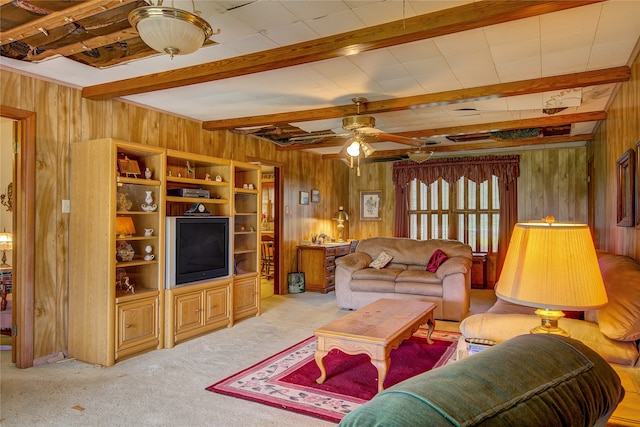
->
[426,318,435,345]
[372,357,390,392]
[315,349,329,384]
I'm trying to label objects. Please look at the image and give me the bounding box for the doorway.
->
[250,160,283,297]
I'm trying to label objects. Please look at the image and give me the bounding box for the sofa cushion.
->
[426,249,449,272]
[369,250,394,269]
[350,279,396,293]
[356,237,472,267]
[585,252,640,342]
[460,313,639,366]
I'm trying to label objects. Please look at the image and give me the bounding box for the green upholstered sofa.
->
[338,334,624,427]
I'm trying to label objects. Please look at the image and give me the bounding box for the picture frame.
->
[118,157,141,178]
[299,191,309,205]
[616,148,635,227]
[360,190,382,221]
[311,189,320,203]
[636,141,640,227]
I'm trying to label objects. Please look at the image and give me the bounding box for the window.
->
[408,175,500,253]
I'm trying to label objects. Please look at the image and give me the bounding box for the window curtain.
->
[392,155,520,274]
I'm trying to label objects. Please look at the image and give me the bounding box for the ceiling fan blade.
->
[373,132,423,146]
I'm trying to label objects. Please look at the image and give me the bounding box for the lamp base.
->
[530,308,570,337]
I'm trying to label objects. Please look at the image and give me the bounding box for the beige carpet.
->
[0,290,495,426]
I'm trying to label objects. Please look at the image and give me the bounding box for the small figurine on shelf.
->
[205,173,211,181]
[141,191,157,212]
[144,245,155,261]
[145,167,152,180]
[122,276,134,294]
[117,192,133,211]
[186,161,194,178]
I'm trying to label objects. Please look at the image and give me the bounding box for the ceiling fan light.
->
[129,6,215,58]
[361,141,375,157]
[346,141,361,157]
[407,150,434,163]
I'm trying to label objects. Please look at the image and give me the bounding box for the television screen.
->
[166,216,230,287]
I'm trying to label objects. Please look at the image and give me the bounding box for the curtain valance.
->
[392,155,520,188]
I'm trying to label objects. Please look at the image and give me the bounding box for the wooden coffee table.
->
[314,298,436,392]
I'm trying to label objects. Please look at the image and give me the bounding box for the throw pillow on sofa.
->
[369,251,394,269]
[426,249,449,272]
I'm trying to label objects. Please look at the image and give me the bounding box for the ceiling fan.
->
[289,97,424,174]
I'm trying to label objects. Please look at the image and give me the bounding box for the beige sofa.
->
[334,237,473,321]
[460,251,640,367]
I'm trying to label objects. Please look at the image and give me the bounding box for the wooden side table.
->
[471,253,488,289]
[296,243,350,293]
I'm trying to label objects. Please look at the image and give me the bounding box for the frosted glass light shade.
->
[496,222,608,311]
[346,141,360,157]
[129,6,214,57]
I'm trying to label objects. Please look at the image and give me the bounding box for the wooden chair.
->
[349,240,359,253]
[261,241,274,279]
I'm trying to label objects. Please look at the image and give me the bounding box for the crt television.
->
[165,216,231,288]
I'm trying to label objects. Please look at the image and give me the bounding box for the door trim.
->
[0,105,35,368]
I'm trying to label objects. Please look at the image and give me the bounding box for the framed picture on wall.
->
[616,148,635,227]
[311,189,320,203]
[299,191,309,205]
[360,190,382,221]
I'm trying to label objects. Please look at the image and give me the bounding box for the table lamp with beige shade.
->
[495,219,608,337]
[0,229,11,268]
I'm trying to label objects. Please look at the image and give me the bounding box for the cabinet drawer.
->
[335,246,350,256]
[326,275,335,286]
[325,256,336,267]
[325,265,335,276]
[325,247,336,256]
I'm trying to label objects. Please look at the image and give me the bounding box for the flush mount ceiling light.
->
[129,0,219,59]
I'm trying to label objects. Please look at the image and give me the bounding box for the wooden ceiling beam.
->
[202,66,628,131]
[0,0,139,45]
[396,111,607,138]
[82,0,603,100]
[322,134,595,160]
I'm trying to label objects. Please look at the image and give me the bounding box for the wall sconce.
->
[0,182,12,212]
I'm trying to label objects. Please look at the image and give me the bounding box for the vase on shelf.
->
[141,191,157,212]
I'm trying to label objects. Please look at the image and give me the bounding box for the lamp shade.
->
[116,217,136,237]
[496,222,607,311]
[0,231,11,251]
[333,207,349,222]
[129,6,214,57]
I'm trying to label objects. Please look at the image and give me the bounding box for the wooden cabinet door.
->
[116,297,159,360]
[234,276,258,320]
[175,291,204,334]
[204,287,230,327]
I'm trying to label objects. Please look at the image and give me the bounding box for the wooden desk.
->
[314,298,436,392]
[296,243,350,293]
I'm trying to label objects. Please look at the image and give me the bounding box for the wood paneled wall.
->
[0,69,349,359]
[588,51,640,260]
[348,147,589,238]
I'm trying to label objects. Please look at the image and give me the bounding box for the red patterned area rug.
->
[206,328,460,423]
